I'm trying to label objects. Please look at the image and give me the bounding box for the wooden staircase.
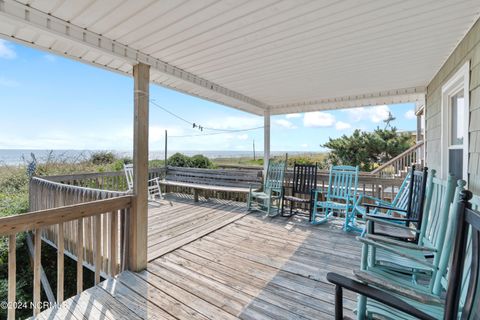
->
[371,141,425,177]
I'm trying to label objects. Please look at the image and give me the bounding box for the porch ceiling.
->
[1,0,479,115]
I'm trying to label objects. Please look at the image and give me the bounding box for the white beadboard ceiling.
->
[1,0,479,115]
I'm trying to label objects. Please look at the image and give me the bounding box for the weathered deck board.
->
[36,195,361,319]
[147,195,248,260]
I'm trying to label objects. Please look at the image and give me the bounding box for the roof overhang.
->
[0,0,478,116]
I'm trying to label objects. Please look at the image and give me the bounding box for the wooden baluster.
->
[76,218,83,294]
[110,210,118,275]
[94,214,101,285]
[33,229,42,316]
[57,223,64,304]
[8,234,16,320]
[103,213,108,274]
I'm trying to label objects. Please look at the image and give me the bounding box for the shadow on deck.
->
[36,194,362,320]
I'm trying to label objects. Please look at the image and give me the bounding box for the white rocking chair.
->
[124,164,163,202]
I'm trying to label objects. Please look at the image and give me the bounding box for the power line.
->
[149,99,263,133]
[169,127,262,138]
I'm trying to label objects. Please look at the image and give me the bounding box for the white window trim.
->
[441,61,470,182]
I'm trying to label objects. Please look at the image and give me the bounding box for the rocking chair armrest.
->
[148,177,160,184]
[357,194,391,206]
[365,234,437,252]
[366,217,421,233]
[356,237,436,269]
[363,203,408,213]
[366,214,419,223]
[326,273,437,320]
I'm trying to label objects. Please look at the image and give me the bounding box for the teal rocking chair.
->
[327,190,480,320]
[247,158,287,217]
[352,165,429,238]
[311,165,359,229]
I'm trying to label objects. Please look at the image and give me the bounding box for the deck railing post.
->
[130,62,150,272]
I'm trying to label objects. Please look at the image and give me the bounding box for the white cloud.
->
[0,39,16,59]
[301,143,309,148]
[343,105,390,123]
[0,77,19,87]
[285,113,302,119]
[303,111,336,127]
[205,116,262,130]
[44,54,57,62]
[405,109,416,120]
[273,119,296,129]
[237,134,248,140]
[335,121,352,130]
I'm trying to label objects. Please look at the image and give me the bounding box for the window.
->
[450,92,464,146]
[441,61,469,182]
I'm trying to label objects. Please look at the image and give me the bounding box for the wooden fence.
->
[2,177,133,318]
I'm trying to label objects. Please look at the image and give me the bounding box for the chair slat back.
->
[444,192,480,320]
[420,173,457,249]
[264,159,286,192]
[407,167,429,225]
[326,165,359,203]
[124,164,134,192]
[292,163,318,195]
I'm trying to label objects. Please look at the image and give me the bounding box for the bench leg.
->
[194,189,199,202]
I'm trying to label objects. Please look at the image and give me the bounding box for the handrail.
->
[2,177,134,319]
[0,196,132,235]
[371,142,425,175]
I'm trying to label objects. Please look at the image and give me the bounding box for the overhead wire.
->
[143,95,263,138]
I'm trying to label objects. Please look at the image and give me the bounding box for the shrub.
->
[90,151,116,165]
[167,153,192,167]
[190,154,212,168]
[149,160,165,168]
[111,157,132,171]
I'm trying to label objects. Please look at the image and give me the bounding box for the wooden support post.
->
[130,62,150,272]
[264,109,270,174]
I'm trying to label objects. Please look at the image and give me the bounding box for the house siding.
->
[426,18,480,194]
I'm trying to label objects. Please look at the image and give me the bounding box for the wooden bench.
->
[160,166,263,202]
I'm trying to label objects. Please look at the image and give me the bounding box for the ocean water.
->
[0,149,307,165]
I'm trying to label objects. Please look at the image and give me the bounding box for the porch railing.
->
[43,167,165,191]
[2,178,133,319]
[39,166,405,203]
[370,141,425,177]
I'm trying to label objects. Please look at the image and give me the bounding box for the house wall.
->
[426,18,480,194]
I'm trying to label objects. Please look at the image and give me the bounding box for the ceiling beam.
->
[0,0,267,112]
[269,86,426,115]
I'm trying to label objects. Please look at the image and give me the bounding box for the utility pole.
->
[253,139,256,160]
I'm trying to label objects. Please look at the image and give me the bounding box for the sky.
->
[0,39,418,152]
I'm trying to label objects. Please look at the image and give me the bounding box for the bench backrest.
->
[165,166,262,189]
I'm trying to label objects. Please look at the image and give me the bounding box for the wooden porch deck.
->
[36,195,362,320]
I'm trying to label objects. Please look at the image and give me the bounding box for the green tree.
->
[322,127,414,171]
